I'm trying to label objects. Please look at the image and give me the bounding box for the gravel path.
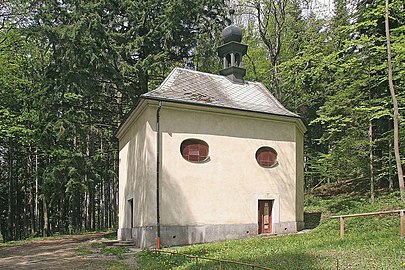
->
[0,233,135,270]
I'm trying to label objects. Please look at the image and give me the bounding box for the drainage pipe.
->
[156,101,162,249]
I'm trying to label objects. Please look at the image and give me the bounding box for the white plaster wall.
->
[118,105,157,229]
[118,100,305,234]
[295,127,305,222]
[157,104,303,227]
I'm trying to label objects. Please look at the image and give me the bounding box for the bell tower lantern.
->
[217,16,248,84]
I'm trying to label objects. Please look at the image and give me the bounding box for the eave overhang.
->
[116,96,307,140]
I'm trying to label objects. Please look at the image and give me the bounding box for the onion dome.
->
[217,23,248,84]
[222,25,242,44]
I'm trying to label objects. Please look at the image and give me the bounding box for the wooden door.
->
[128,199,134,228]
[258,200,273,234]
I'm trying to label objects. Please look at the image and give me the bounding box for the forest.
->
[0,0,404,242]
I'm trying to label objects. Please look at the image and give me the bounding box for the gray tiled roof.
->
[142,68,300,118]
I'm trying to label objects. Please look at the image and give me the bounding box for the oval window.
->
[180,139,209,163]
[256,147,278,168]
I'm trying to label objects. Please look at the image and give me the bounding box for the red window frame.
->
[256,147,278,168]
[180,139,209,162]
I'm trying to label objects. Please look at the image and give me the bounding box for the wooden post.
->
[332,210,405,240]
[401,210,405,239]
[340,217,344,238]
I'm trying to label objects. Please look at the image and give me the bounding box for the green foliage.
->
[89,241,106,248]
[101,246,129,259]
[0,0,227,241]
[242,0,404,193]
[75,245,94,255]
[305,191,405,215]
[106,263,132,270]
[1,0,404,244]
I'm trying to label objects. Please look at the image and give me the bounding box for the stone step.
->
[101,239,137,246]
[101,239,120,246]
[113,242,136,247]
[113,240,137,247]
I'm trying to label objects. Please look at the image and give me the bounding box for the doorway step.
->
[101,239,138,247]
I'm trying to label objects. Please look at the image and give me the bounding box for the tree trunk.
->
[43,195,49,236]
[385,0,405,201]
[15,158,20,240]
[35,149,39,234]
[23,164,29,239]
[84,189,89,230]
[388,140,393,191]
[7,141,14,241]
[369,122,375,201]
[252,0,285,99]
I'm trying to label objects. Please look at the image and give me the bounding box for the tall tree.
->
[241,0,404,195]
[0,0,227,241]
[385,0,404,201]
[307,0,404,195]
[242,0,290,99]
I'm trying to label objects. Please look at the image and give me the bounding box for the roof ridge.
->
[142,68,179,97]
[173,67,266,86]
[255,82,291,112]
[141,67,300,119]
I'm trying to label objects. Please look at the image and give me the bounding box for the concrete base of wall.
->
[273,221,304,234]
[118,221,302,248]
[118,226,156,247]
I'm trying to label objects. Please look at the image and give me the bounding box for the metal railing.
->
[331,209,405,239]
[153,249,273,269]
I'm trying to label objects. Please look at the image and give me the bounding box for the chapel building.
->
[116,23,306,248]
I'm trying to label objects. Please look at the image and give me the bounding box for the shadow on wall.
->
[158,107,300,225]
[160,166,198,247]
[160,166,194,225]
[124,120,194,220]
[267,144,298,224]
[122,105,302,247]
[160,107,296,143]
[124,121,149,228]
[123,118,194,247]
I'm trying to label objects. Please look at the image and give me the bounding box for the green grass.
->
[136,192,405,269]
[101,246,130,259]
[75,245,95,255]
[75,242,129,259]
[73,242,133,269]
[106,261,132,270]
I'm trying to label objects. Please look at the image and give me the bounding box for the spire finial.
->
[229,8,235,25]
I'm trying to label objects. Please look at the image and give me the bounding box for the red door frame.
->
[258,200,273,234]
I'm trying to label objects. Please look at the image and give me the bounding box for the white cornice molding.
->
[116,99,148,140]
[117,97,307,140]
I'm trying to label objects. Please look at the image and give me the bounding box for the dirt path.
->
[0,233,136,270]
